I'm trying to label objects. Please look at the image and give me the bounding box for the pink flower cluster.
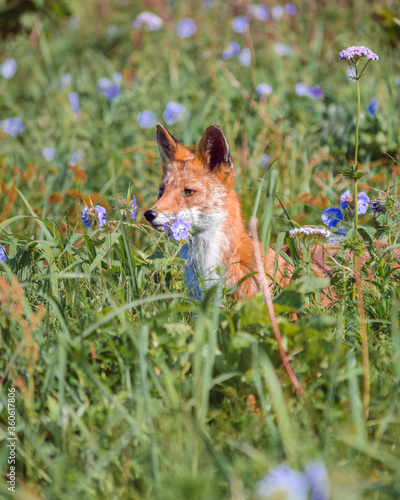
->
[339,45,379,62]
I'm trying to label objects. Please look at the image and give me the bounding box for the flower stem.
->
[352,69,361,299]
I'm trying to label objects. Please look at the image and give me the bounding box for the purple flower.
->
[95,206,107,227]
[254,465,309,500]
[42,147,55,161]
[321,207,343,228]
[285,4,297,15]
[308,86,324,100]
[68,92,80,115]
[271,5,284,21]
[372,201,383,213]
[69,152,83,166]
[260,154,270,167]
[305,461,330,500]
[274,43,292,57]
[340,189,352,210]
[346,66,356,82]
[396,77,400,85]
[367,97,379,116]
[203,0,214,8]
[1,118,24,136]
[164,218,191,241]
[295,82,310,96]
[231,16,249,33]
[357,192,370,214]
[176,18,197,38]
[221,42,241,60]
[329,227,346,243]
[132,12,163,32]
[137,110,157,129]
[247,4,269,21]
[256,83,272,99]
[0,245,7,263]
[61,73,72,88]
[163,102,187,125]
[82,207,91,227]
[132,195,137,220]
[239,48,251,66]
[339,45,379,62]
[82,205,107,227]
[97,78,121,100]
[1,58,17,79]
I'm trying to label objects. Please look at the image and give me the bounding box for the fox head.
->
[144,124,236,234]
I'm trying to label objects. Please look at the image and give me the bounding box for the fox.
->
[144,123,292,299]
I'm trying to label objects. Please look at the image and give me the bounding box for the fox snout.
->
[144,209,157,223]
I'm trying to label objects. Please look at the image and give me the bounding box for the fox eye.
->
[158,187,164,199]
[184,189,196,197]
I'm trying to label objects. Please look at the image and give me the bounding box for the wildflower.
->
[68,92,80,115]
[164,218,191,241]
[346,66,356,81]
[295,82,310,96]
[0,246,7,263]
[274,43,292,57]
[329,227,346,243]
[339,45,379,63]
[0,118,24,137]
[1,58,17,79]
[231,16,249,33]
[372,201,383,213]
[285,4,297,15]
[132,12,163,32]
[203,0,214,8]
[221,42,241,60]
[321,207,343,228]
[367,97,379,116]
[82,205,107,228]
[260,154,270,167]
[176,18,197,38]
[340,190,370,214]
[163,102,187,125]
[117,196,137,220]
[97,77,121,100]
[289,226,330,242]
[247,4,269,21]
[305,461,330,500]
[239,48,251,66]
[69,152,84,166]
[396,77,400,85]
[42,147,55,161]
[254,465,309,500]
[271,5,284,21]
[137,110,157,129]
[308,86,324,100]
[256,83,272,99]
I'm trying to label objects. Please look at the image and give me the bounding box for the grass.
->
[1,0,400,498]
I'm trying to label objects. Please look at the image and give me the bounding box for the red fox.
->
[144,123,292,298]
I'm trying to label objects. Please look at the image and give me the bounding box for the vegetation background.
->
[0,0,400,498]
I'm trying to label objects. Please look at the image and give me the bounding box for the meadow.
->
[1,0,400,498]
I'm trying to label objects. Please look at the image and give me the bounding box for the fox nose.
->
[144,209,157,223]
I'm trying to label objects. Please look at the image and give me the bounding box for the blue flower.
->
[254,465,309,500]
[305,461,330,500]
[0,245,7,263]
[346,66,356,82]
[271,5,284,20]
[132,12,163,32]
[137,110,157,129]
[164,218,191,241]
[176,18,197,38]
[329,227,346,243]
[69,152,83,166]
[372,201,383,213]
[308,86,324,100]
[295,82,310,96]
[396,77,400,85]
[274,43,292,57]
[0,118,24,137]
[82,207,91,227]
[68,92,80,115]
[1,58,17,79]
[231,16,249,33]
[367,97,379,116]
[95,206,107,227]
[357,192,370,214]
[132,195,137,220]
[97,78,120,100]
[247,4,269,21]
[321,207,343,228]
[221,42,241,60]
[285,4,297,15]
[256,83,272,99]
[42,147,55,161]
[340,189,352,210]
[82,206,107,227]
[163,102,187,125]
[260,154,270,167]
[113,72,122,84]
[238,48,251,66]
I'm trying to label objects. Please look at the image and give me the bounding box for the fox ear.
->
[197,125,233,173]
[156,123,192,172]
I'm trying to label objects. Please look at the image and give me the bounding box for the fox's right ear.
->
[156,124,192,174]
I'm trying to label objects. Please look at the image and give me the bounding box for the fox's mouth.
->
[151,223,165,232]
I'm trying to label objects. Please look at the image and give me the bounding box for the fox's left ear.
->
[197,125,234,178]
